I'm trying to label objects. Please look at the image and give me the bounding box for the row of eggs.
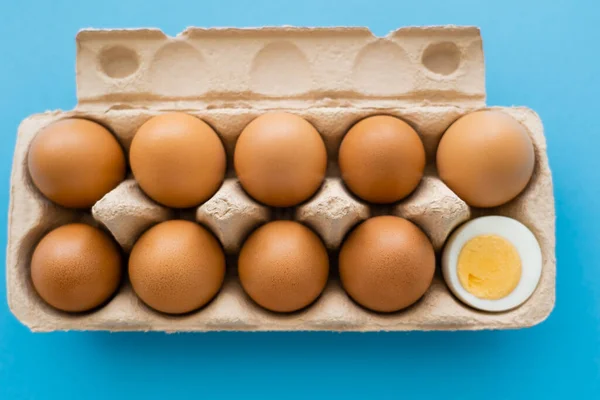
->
[30,213,542,316]
[28,110,535,211]
[26,109,542,316]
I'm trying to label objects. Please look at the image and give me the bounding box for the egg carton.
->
[6,26,555,332]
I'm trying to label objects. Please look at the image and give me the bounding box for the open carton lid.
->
[75,25,485,110]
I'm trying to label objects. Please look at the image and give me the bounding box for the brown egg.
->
[129,220,225,314]
[339,216,435,313]
[130,113,226,208]
[28,118,126,208]
[30,223,122,312]
[436,110,535,208]
[339,115,426,204]
[238,221,329,313]
[234,112,327,207]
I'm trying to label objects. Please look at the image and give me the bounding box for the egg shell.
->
[436,110,535,208]
[234,112,328,207]
[128,220,226,315]
[30,223,122,313]
[442,216,543,312]
[238,220,329,313]
[339,216,436,313]
[130,112,227,208]
[339,115,426,204]
[27,118,126,208]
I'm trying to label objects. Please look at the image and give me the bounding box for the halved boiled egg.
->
[442,216,542,312]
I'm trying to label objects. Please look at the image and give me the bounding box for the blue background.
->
[1,0,598,398]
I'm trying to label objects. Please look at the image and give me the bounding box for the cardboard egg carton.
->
[7,26,555,332]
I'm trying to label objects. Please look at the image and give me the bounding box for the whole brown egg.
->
[436,110,535,208]
[238,221,329,313]
[30,223,122,312]
[339,216,435,313]
[130,113,227,208]
[339,115,426,204]
[27,119,126,208]
[128,220,225,314]
[234,112,327,207]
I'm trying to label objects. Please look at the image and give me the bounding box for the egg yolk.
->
[457,234,521,300]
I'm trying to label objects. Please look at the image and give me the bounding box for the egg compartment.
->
[7,26,555,332]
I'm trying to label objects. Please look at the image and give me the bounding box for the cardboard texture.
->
[6,26,555,332]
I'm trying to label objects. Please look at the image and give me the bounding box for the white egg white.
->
[442,216,542,312]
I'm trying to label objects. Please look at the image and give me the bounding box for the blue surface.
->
[1,0,599,398]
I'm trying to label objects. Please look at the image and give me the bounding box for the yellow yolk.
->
[457,234,522,300]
